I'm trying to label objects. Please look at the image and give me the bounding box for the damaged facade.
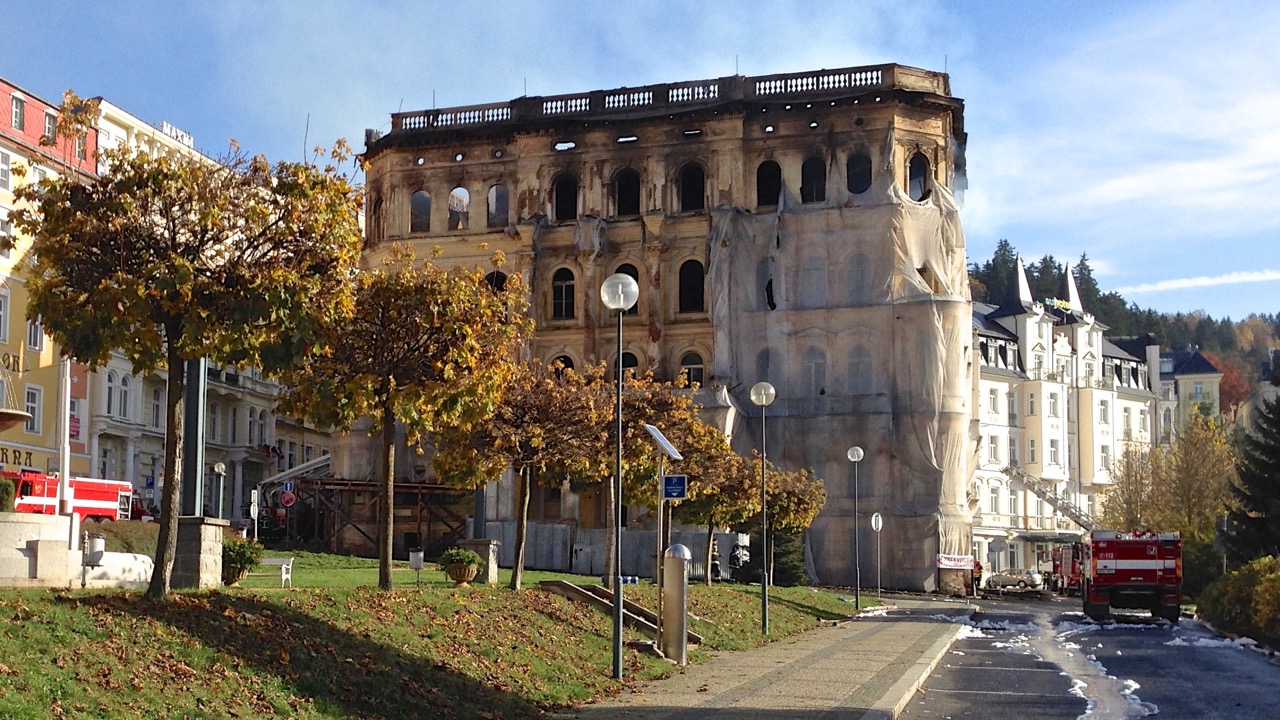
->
[361,64,973,592]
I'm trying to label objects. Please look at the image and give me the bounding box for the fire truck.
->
[1081,529,1182,622]
[6,470,133,522]
[1050,543,1083,595]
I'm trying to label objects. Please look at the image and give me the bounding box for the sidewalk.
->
[558,596,974,720]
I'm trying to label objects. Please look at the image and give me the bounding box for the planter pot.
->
[444,563,479,587]
[223,568,250,586]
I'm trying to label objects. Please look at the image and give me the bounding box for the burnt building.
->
[360,64,973,592]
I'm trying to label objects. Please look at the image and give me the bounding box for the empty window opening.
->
[613,352,639,382]
[370,196,384,240]
[447,186,470,230]
[682,129,703,137]
[756,160,781,207]
[800,256,826,307]
[454,153,464,162]
[755,348,777,386]
[800,157,826,203]
[554,141,577,152]
[765,280,776,310]
[678,163,705,212]
[553,174,578,222]
[485,271,507,292]
[847,346,871,395]
[616,135,639,144]
[808,121,819,129]
[847,152,872,194]
[410,190,431,233]
[846,252,870,305]
[552,355,575,374]
[680,352,705,387]
[802,347,827,396]
[613,168,641,217]
[552,268,576,319]
[487,184,509,228]
[764,125,775,133]
[756,259,772,311]
[678,259,705,313]
[616,264,640,315]
[908,152,931,201]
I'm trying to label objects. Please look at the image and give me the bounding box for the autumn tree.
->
[1098,446,1157,531]
[12,139,362,597]
[277,247,530,589]
[432,361,608,590]
[668,420,756,586]
[1151,411,1237,541]
[1223,396,1280,563]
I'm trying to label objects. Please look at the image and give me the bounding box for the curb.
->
[864,607,973,720]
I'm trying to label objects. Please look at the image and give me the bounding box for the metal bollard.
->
[661,544,692,665]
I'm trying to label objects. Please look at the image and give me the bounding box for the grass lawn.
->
[0,550,871,719]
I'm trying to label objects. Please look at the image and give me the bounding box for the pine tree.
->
[1224,396,1280,563]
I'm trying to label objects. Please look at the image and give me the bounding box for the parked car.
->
[985,568,1044,590]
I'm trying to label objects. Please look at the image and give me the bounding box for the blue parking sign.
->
[663,475,687,500]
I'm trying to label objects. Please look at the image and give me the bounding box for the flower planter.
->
[444,563,479,587]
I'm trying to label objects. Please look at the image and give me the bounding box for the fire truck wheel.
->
[1083,603,1109,622]
[1156,605,1181,623]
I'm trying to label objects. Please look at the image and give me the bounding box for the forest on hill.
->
[969,240,1280,417]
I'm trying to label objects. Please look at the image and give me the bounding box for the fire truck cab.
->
[1082,529,1182,622]
[7,470,132,523]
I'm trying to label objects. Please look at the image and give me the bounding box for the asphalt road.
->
[900,591,1280,720]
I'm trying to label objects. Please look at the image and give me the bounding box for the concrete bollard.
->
[661,544,691,665]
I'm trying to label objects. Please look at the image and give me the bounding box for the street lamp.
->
[749,381,776,635]
[847,446,863,608]
[211,462,227,518]
[601,272,639,680]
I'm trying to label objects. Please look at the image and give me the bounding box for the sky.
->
[2,0,1277,321]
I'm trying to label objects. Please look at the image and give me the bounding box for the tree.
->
[12,140,363,598]
[1223,396,1280,563]
[277,247,530,589]
[1098,446,1157,531]
[432,361,608,590]
[1202,351,1251,418]
[668,421,756,586]
[1151,411,1237,541]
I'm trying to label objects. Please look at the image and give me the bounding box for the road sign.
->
[871,512,883,533]
[145,475,155,489]
[279,490,296,508]
[249,489,260,519]
[991,538,1009,553]
[282,481,294,492]
[663,475,687,500]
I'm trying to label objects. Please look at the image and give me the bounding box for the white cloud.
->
[1116,269,1280,295]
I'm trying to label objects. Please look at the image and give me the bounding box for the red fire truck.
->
[1050,543,1083,595]
[1081,529,1182,622]
[6,470,133,522]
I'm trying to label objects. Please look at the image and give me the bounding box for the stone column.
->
[173,516,227,589]
[457,538,501,585]
[231,461,244,522]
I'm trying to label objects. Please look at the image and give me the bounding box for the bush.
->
[438,547,483,567]
[222,538,265,585]
[1182,538,1226,600]
[735,531,807,587]
[95,520,160,556]
[1198,555,1280,639]
[0,475,13,511]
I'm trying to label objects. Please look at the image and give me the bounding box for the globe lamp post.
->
[601,272,638,680]
[749,381,776,635]
[847,446,864,608]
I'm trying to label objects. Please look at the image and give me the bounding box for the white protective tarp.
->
[707,177,973,593]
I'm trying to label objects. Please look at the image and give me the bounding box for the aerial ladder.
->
[1002,465,1101,532]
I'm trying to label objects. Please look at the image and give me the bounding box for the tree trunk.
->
[510,466,531,590]
[604,474,617,592]
[147,341,186,598]
[378,402,396,590]
[705,523,715,587]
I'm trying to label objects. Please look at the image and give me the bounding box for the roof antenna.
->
[302,113,310,161]
[944,54,948,73]
[432,89,436,109]
[735,55,739,75]
[524,77,528,97]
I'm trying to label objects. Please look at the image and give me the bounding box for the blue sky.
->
[3,0,1277,321]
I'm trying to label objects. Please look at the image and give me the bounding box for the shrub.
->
[95,520,159,556]
[734,531,807,586]
[1198,555,1280,638]
[438,547,483,567]
[1182,538,1226,600]
[1255,572,1280,641]
[222,538,265,585]
[0,475,13,511]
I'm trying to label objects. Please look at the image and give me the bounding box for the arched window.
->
[485,271,507,292]
[248,407,259,447]
[616,264,640,316]
[847,346,871,395]
[802,347,827,397]
[487,184,508,228]
[680,352,704,387]
[908,152,931,202]
[410,190,431,232]
[613,352,639,382]
[151,387,162,428]
[800,157,826,203]
[846,252,870,305]
[847,152,872,194]
[105,371,117,416]
[800,256,826,307]
[612,168,641,216]
[678,163,705,212]
[258,409,269,445]
[553,173,578,222]
[678,259,705,314]
[370,196,384,240]
[208,403,219,443]
[552,268,575,320]
[551,355,574,372]
[756,160,781,207]
[118,376,131,420]
[755,347,779,386]
[447,186,470,230]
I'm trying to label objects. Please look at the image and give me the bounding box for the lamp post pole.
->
[750,381,776,635]
[601,273,639,680]
[847,446,864,608]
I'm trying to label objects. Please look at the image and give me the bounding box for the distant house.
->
[1156,348,1223,442]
